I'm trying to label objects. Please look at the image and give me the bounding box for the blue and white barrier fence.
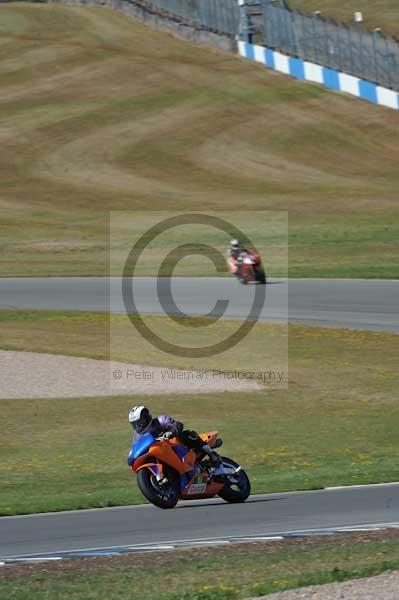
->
[238,41,399,111]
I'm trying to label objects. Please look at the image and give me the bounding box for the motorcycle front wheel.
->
[255,267,266,285]
[217,457,251,503]
[137,467,179,509]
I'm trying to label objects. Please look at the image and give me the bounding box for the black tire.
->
[255,267,266,285]
[217,457,251,503]
[137,467,179,509]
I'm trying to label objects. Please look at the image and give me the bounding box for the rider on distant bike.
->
[228,239,247,282]
[128,406,222,466]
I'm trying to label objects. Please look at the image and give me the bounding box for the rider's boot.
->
[202,444,222,466]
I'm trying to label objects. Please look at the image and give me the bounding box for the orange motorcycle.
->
[128,431,251,509]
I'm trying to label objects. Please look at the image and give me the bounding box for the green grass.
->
[0,4,398,277]
[109,210,288,277]
[1,533,399,599]
[0,310,398,515]
[290,0,399,37]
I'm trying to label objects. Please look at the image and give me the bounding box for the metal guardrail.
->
[144,0,240,36]
[143,0,399,89]
[257,0,399,90]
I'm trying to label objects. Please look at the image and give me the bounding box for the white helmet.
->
[230,239,242,249]
[128,405,152,433]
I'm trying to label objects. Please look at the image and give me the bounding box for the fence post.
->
[322,15,329,66]
[289,9,299,56]
[311,13,318,63]
[198,0,206,29]
[384,36,394,89]
[348,27,355,75]
[300,12,307,60]
[237,0,250,43]
[372,29,379,84]
[358,27,364,79]
[281,6,291,53]
[336,23,342,71]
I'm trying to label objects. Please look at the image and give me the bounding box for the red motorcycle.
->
[227,249,266,285]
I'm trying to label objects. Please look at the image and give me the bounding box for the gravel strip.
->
[248,570,399,600]
[0,350,262,398]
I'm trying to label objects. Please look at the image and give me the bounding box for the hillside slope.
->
[0,3,398,277]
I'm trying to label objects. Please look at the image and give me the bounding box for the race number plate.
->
[188,475,207,494]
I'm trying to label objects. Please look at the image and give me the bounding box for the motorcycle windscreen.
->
[129,433,156,461]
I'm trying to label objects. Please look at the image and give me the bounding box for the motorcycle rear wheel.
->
[137,467,179,509]
[217,457,251,503]
[255,267,266,285]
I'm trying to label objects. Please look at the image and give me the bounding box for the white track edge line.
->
[3,521,399,561]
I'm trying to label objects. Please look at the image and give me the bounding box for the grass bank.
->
[0,310,398,515]
[1,532,399,599]
[0,4,398,278]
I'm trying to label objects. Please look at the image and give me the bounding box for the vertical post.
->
[213,0,220,32]
[385,36,393,89]
[322,16,329,67]
[237,0,250,43]
[348,27,354,75]
[300,12,307,58]
[281,5,291,53]
[336,24,342,72]
[372,30,379,84]
[277,4,286,50]
[311,13,318,63]
[198,0,206,28]
[262,0,270,47]
[290,9,299,56]
[395,42,399,89]
[358,27,364,79]
[226,0,234,35]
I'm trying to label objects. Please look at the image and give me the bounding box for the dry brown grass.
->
[0,3,398,276]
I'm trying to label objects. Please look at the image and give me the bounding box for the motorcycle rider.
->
[229,238,244,258]
[128,406,222,466]
[228,239,247,282]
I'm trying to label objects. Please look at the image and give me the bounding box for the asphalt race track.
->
[0,279,398,561]
[0,277,398,332]
[1,485,399,560]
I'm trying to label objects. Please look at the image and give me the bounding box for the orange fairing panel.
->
[181,481,224,499]
[135,461,164,479]
[141,442,194,475]
[199,431,219,447]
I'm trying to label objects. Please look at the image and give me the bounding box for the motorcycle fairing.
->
[130,430,225,499]
[199,431,219,447]
[132,440,195,475]
[185,473,208,495]
[172,444,190,461]
[129,433,155,463]
[180,469,224,499]
[179,467,198,492]
[135,460,164,480]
